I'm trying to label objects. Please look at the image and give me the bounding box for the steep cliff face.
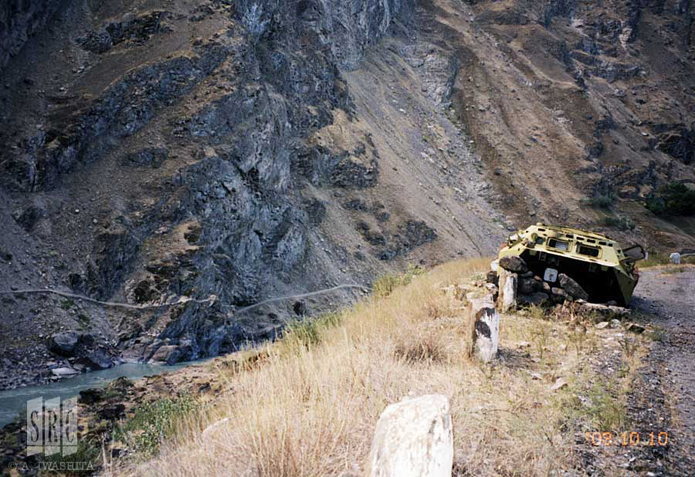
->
[0,0,504,388]
[0,0,63,71]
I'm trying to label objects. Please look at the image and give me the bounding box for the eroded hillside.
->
[434,0,695,246]
[0,0,506,388]
[0,0,693,388]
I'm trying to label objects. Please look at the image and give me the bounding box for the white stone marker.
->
[497,269,517,312]
[368,395,454,477]
[467,294,500,363]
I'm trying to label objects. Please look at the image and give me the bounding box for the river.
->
[0,362,196,428]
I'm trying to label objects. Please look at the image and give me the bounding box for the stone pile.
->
[488,256,630,316]
[491,255,591,308]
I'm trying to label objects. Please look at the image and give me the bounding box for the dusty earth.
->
[573,266,695,476]
[0,266,693,475]
[631,267,695,475]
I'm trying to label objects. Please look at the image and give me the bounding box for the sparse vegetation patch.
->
[645,182,695,216]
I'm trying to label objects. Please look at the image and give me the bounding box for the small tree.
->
[646,182,695,216]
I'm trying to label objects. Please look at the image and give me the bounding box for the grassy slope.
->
[111,258,648,476]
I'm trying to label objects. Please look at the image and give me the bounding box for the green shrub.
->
[580,193,617,209]
[645,183,695,216]
[584,381,628,431]
[372,264,425,298]
[282,312,343,350]
[602,215,636,231]
[114,395,198,458]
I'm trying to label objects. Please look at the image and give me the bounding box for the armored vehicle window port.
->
[548,239,569,251]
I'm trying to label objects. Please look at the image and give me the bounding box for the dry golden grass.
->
[113,258,622,477]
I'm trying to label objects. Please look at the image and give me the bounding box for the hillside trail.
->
[631,267,695,474]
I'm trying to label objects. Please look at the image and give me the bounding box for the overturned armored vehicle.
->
[499,224,645,307]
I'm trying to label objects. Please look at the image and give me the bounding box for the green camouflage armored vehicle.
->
[498,223,645,307]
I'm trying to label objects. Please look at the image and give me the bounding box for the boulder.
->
[150,345,179,364]
[490,259,499,272]
[75,350,113,370]
[78,333,95,346]
[486,270,498,286]
[499,255,528,274]
[367,395,453,477]
[467,294,499,362]
[78,389,104,405]
[48,331,79,356]
[518,277,541,295]
[518,292,550,306]
[551,287,570,301]
[558,274,589,301]
[51,367,79,377]
[498,270,517,312]
[579,302,630,317]
[98,404,126,421]
[626,323,646,334]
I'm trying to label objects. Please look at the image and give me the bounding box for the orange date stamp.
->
[584,431,669,447]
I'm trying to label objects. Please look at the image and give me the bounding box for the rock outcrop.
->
[0,0,508,387]
[0,0,62,71]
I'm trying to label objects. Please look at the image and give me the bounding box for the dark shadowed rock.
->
[558,274,589,301]
[499,255,528,274]
[518,277,541,295]
[98,403,126,421]
[486,270,498,286]
[78,388,104,405]
[0,0,62,71]
[48,331,79,356]
[518,292,549,306]
[75,350,113,370]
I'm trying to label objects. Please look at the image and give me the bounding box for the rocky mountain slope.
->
[0,0,693,388]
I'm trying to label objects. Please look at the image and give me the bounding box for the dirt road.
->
[631,267,695,475]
